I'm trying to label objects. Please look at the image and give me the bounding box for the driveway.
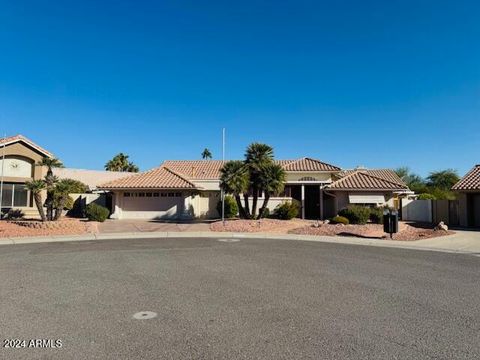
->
[0,237,479,359]
[97,219,211,233]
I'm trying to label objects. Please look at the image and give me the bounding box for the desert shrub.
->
[369,207,384,224]
[260,207,270,218]
[417,193,436,200]
[274,200,300,220]
[216,196,238,218]
[330,215,349,225]
[85,203,109,222]
[338,205,371,225]
[6,209,25,220]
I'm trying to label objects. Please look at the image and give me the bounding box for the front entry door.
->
[304,186,320,219]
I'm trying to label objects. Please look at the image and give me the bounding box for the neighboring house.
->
[99,159,410,220]
[0,135,133,217]
[0,135,52,217]
[452,165,480,227]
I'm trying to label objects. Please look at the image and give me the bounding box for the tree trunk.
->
[251,186,259,219]
[45,192,54,221]
[235,195,247,219]
[243,193,251,218]
[258,193,271,219]
[53,196,67,221]
[34,193,47,222]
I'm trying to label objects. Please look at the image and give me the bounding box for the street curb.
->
[0,230,476,255]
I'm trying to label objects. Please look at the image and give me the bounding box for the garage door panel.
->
[123,197,184,212]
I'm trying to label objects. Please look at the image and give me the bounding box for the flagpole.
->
[221,128,225,226]
[0,133,6,218]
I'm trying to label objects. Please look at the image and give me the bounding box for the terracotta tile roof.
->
[54,168,135,191]
[280,157,341,172]
[99,157,342,190]
[99,166,196,190]
[328,170,409,191]
[340,169,405,185]
[0,134,54,158]
[162,160,226,180]
[452,165,480,191]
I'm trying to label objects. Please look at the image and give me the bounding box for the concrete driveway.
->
[0,237,479,359]
[97,219,211,233]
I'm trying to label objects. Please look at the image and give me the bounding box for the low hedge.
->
[338,205,371,225]
[216,196,238,218]
[85,203,110,222]
[330,215,349,225]
[274,200,300,220]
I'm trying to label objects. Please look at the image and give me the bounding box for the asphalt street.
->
[0,237,479,359]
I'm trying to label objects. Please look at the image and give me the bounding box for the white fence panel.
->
[402,199,432,223]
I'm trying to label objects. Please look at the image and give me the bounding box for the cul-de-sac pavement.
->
[1,236,479,359]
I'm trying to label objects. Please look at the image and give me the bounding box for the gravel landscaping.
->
[211,219,454,241]
[0,218,96,238]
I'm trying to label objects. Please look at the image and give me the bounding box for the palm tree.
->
[257,163,286,218]
[219,161,249,218]
[201,148,212,160]
[245,143,274,218]
[53,180,71,220]
[426,169,460,190]
[38,157,63,221]
[24,180,47,221]
[105,153,139,172]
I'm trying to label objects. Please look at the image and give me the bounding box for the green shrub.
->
[369,207,384,224]
[260,207,270,218]
[417,193,436,200]
[85,203,110,222]
[330,215,349,225]
[338,205,371,225]
[216,196,238,218]
[274,200,300,220]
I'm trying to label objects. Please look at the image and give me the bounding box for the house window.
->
[168,193,175,197]
[1,183,29,208]
[138,193,145,197]
[161,193,167,197]
[124,192,131,197]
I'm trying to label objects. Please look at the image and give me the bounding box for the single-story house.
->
[452,165,480,227]
[99,159,410,220]
[0,135,132,217]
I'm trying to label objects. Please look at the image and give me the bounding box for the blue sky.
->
[0,0,478,177]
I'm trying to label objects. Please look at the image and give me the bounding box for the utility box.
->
[383,210,399,238]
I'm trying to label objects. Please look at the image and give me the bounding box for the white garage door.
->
[121,192,185,219]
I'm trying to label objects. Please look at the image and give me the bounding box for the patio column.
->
[301,184,305,219]
[319,186,324,220]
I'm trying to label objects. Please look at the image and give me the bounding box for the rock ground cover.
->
[211,219,454,241]
[0,218,96,238]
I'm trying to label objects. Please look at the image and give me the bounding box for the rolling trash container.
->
[383,209,399,239]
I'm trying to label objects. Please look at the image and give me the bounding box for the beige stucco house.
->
[452,165,480,228]
[0,135,132,217]
[100,159,410,220]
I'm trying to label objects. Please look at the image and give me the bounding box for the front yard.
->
[0,218,96,238]
[210,219,454,241]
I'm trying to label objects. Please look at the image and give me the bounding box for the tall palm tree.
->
[258,163,286,218]
[38,157,63,221]
[24,180,47,221]
[245,143,274,218]
[219,161,249,218]
[201,148,212,160]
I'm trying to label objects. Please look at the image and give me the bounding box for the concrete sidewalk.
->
[0,229,479,255]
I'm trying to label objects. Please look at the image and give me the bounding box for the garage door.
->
[122,192,185,219]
